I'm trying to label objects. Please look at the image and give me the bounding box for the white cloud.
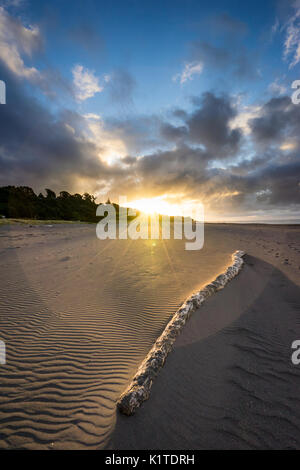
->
[80,112,127,165]
[0,6,42,80]
[72,64,102,101]
[271,18,279,36]
[268,78,287,95]
[83,113,101,120]
[2,0,25,8]
[173,61,203,85]
[229,104,261,135]
[283,1,300,68]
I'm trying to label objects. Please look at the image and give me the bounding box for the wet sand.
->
[0,223,299,449]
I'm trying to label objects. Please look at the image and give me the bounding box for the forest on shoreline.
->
[0,186,116,222]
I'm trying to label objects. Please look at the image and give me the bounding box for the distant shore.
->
[1,217,299,227]
[0,218,90,225]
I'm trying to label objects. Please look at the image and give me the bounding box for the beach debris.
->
[117,250,245,416]
[59,256,71,262]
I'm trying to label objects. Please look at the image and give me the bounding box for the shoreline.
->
[1,217,300,227]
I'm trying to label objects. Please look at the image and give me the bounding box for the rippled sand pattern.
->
[0,223,233,449]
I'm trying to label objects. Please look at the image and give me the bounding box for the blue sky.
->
[12,0,292,112]
[0,0,300,221]
[25,0,294,115]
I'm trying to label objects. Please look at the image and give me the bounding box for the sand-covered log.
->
[117,250,245,415]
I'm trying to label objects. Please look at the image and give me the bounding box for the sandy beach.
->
[111,224,300,450]
[0,222,300,449]
[1,0,300,455]
[0,222,232,449]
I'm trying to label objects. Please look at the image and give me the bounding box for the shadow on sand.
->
[109,255,300,450]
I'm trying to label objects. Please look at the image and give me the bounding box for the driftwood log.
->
[117,250,245,415]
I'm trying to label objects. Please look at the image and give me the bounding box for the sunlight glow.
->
[280,141,297,151]
[126,197,181,216]
[125,195,203,219]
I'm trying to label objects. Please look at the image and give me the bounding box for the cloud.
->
[191,42,229,68]
[99,92,300,217]
[0,64,128,193]
[120,142,300,217]
[83,113,101,120]
[249,96,300,147]
[190,40,259,80]
[268,78,287,95]
[0,5,298,220]
[0,54,299,219]
[283,1,300,67]
[105,92,243,157]
[211,13,248,35]
[160,123,188,142]
[104,114,162,155]
[0,6,42,81]
[172,108,188,120]
[72,64,102,101]
[271,18,279,36]
[186,92,242,156]
[102,91,244,170]
[67,22,104,54]
[173,61,203,84]
[1,0,25,8]
[106,69,136,105]
[229,103,261,135]
[0,7,72,98]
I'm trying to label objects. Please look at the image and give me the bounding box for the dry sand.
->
[0,222,233,449]
[0,223,299,449]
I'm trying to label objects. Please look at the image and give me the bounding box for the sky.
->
[0,0,300,221]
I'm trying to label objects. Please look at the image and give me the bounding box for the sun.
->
[126,196,186,217]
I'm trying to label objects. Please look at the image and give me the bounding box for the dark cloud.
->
[105,114,163,154]
[0,65,122,193]
[250,96,300,146]
[121,155,137,165]
[191,41,230,68]
[190,40,259,80]
[107,91,243,157]
[123,142,300,215]
[172,108,188,120]
[160,123,188,142]
[1,61,299,218]
[255,160,300,205]
[136,145,210,179]
[186,92,242,156]
[105,90,300,215]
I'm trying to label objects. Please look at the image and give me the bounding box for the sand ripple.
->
[0,224,233,449]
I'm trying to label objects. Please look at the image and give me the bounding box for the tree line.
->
[0,186,118,222]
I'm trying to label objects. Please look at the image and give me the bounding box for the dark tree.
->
[0,186,105,223]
